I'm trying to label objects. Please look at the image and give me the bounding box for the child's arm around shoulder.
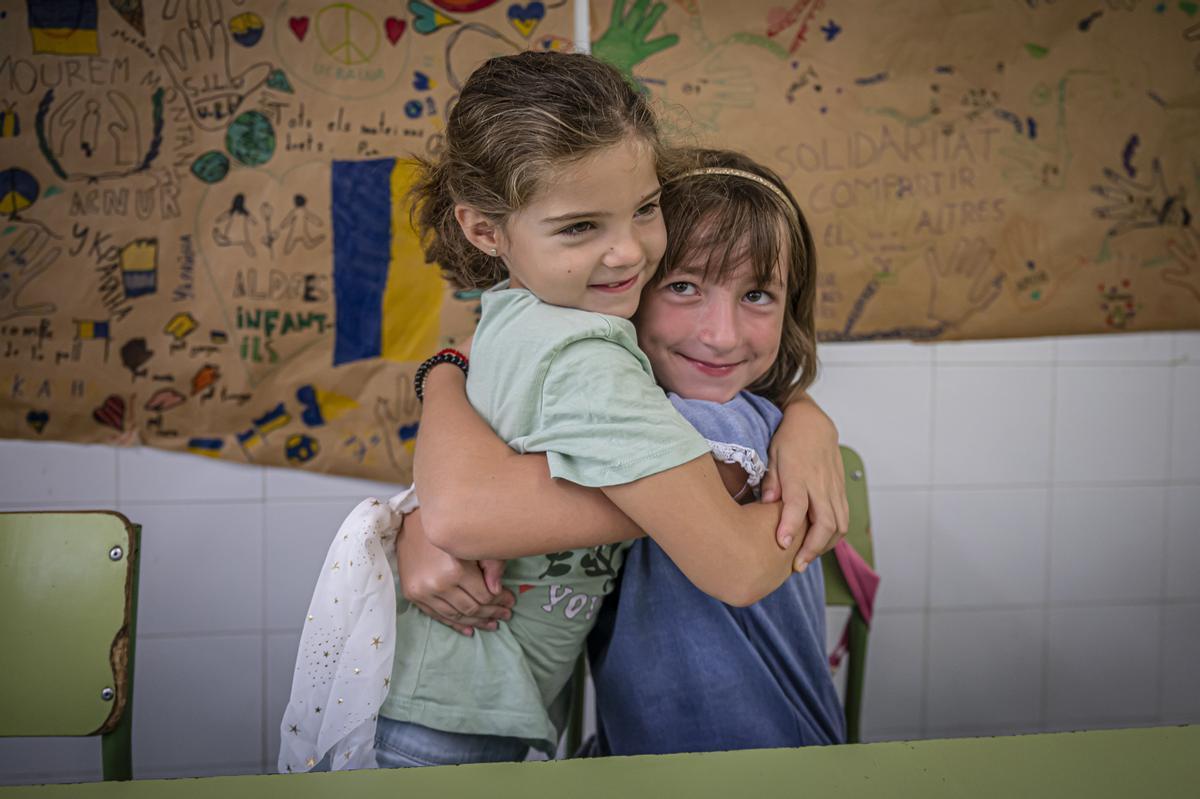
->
[415,364,643,560]
[602,458,801,607]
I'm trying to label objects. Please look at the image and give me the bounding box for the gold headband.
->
[670,167,798,218]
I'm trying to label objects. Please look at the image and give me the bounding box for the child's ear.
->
[454,205,502,256]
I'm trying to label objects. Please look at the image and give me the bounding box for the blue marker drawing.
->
[1122,134,1140,178]
[855,71,889,86]
[994,109,1023,135]
[1026,116,1037,139]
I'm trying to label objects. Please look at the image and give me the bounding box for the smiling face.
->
[635,237,789,404]
[490,136,666,318]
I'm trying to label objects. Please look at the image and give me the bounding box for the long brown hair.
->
[410,51,663,290]
[657,148,819,407]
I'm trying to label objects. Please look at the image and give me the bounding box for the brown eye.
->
[558,221,595,236]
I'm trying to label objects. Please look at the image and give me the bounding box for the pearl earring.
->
[490,247,498,256]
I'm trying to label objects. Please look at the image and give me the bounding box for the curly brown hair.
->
[409,51,663,290]
[656,148,819,407]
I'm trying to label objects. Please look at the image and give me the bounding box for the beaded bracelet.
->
[413,348,469,402]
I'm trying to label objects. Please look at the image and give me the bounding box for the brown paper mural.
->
[0,0,572,481]
[590,0,1200,341]
[0,0,1197,482]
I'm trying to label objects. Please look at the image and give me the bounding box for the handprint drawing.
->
[160,14,271,131]
[0,222,60,323]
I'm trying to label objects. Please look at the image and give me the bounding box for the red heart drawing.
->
[518,584,534,594]
[289,16,309,41]
[385,17,406,45]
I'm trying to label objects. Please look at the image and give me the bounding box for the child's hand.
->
[763,397,850,573]
[396,509,514,636]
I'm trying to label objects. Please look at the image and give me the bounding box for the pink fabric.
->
[833,539,880,625]
[827,540,880,671]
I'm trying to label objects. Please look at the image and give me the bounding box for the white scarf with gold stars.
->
[277,488,418,772]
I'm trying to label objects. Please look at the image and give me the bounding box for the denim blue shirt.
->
[587,391,846,754]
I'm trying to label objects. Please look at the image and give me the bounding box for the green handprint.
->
[592,0,679,78]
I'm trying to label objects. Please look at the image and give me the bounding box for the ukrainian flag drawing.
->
[253,403,291,434]
[187,437,224,458]
[74,319,110,340]
[331,159,444,366]
[27,0,99,56]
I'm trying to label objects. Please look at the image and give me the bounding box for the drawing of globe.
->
[317,3,379,66]
[226,111,275,167]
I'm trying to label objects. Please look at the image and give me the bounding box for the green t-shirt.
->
[380,285,709,752]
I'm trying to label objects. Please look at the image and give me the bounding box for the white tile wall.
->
[1048,487,1167,604]
[1161,603,1200,724]
[925,609,1043,734]
[1052,366,1172,483]
[1166,487,1200,600]
[931,368,1053,486]
[860,610,926,738]
[929,489,1049,608]
[807,364,933,487]
[1045,605,1162,728]
[2,330,1197,783]
[865,489,930,611]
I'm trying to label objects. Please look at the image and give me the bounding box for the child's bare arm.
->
[415,365,644,560]
[601,456,803,607]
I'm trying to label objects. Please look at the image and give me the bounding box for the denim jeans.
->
[372,717,529,768]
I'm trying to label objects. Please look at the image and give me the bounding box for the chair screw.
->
[101,688,115,701]
[109,546,123,561]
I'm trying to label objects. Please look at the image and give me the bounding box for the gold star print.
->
[333,597,339,604]
[383,677,390,688]
[349,560,353,567]
[370,636,382,649]
[344,751,352,760]
[306,757,316,768]
[289,724,299,735]
[286,765,293,773]
[370,499,381,506]
[337,698,344,704]
[314,706,321,714]
[353,668,361,674]
[323,651,330,658]
[307,615,313,622]
[331,561,340,572]
[377,573,383,581]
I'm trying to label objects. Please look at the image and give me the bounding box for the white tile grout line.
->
[1155,349,1177,723]
[260,468,270,774]
[919,356,936,737]
[1039,340,1060,733]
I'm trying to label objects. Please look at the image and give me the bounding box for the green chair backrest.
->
[821,446,873,743]
[821,446,874,608]
[0,511,140,780]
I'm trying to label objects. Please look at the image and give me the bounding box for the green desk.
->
[3,726,1195,798]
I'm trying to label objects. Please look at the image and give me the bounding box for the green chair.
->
[822,446,875,744]
[0,511,141,781]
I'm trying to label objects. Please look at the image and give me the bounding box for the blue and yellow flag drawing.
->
[330,158,444,367]
[27,0,99,56]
